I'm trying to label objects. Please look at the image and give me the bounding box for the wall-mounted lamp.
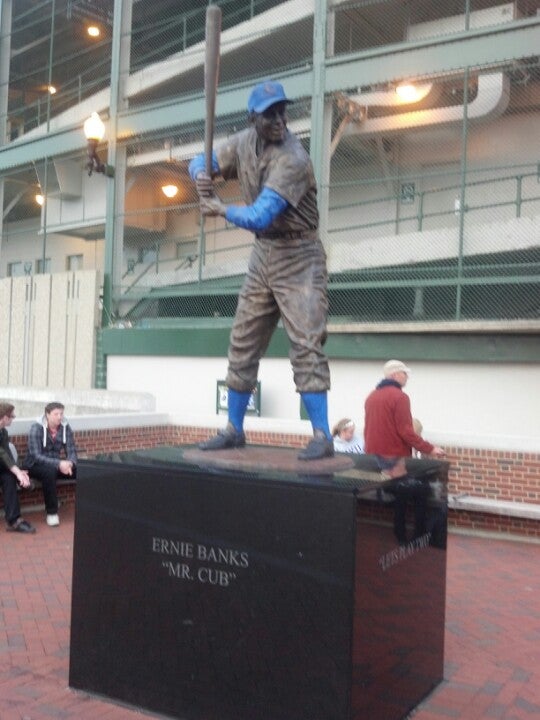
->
[83,112,114,177]
[161,184,179,198]
[395,83,421,103]
[87,25,101,38]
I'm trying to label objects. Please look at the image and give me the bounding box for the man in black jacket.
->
[0,402,35,533]
[25,401,78,527]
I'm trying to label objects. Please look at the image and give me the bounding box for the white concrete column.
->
[0,0,13,261]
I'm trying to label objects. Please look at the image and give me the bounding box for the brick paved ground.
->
[1,504,539,720]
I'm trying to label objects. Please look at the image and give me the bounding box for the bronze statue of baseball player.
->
[189,80,333,460]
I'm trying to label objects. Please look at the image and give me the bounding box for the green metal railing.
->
[112,161,539,323]
[328,167,540,236]
[2,1,539,328]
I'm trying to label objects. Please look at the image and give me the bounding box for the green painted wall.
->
[102,325,540,363]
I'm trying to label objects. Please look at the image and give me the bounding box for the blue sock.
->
[228,388,252,433]
[300,391,331,440]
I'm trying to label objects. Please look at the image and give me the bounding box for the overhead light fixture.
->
[35,194,44,206]
[87,25,101,38]
[83,112,114,177]
[395,83,421,102]
[161,184,179,198]
[48,85,57,95]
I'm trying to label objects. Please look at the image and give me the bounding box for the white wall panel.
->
[0,279,11,383]
[106,355,540,453]
[48,273,70,387]
[9,277,31,385]
[71,270,100,388]
[28,274,52,386]
[0,271,99,390]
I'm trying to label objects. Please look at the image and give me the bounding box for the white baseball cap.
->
[383,359,411,377]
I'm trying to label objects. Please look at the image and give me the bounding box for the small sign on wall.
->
[400,182,416,204]
[216,381,261,417]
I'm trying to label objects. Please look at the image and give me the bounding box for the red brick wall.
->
[5,425,539,539]
[446,447,540,503]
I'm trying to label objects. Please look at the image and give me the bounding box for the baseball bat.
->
[204,5,222,177]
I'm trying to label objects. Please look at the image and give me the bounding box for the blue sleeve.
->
[225,187,288,231]
[188,151,220,180]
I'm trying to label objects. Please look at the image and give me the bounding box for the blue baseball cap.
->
[247,81,292,113]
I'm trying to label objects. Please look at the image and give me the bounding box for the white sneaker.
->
[46,514,60,527]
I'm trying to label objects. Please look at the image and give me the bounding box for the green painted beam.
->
[325,332,540,363]
[1,18,538,172]
[325,18,540,91]
[102,326,232,357]
[0,125,84,172]
[102,325,290,358]
[102,326,540,364]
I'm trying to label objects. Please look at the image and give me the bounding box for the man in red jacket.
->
[364,359,445,543]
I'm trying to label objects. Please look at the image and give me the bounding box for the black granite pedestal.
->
[70,448,448,720]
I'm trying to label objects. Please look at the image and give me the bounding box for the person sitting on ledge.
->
[364,359,446,544]
[24,402,78,528]
[0,402,36,534]
[332,418,364,454]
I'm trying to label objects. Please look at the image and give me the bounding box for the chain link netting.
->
[1,0,539,325]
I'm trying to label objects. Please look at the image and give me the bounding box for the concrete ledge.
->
[449,494,540,520]
[0,386,156,417]
[10,412,171,435]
